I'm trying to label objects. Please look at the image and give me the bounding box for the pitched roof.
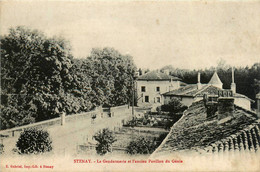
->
[163,84,254,102]
[163,84,218,97]
[137,71,181,81]
[208,72,223,85]
[234,93,254,102]
[153,100,259,155]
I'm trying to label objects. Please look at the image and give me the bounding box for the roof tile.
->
[137,71,181,81]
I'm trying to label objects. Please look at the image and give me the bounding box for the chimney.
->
[197,72,202,90]
[176,80,180,89]
[256,92,260,119]
[138,68,142,76]
[217,97,234,122]
[164,69,170,75]
[61,112,66,126]
[231,67,236,93]
[203,94,218,118]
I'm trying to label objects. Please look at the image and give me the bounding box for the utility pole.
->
[132,77,135,119]
[132,72,138,120]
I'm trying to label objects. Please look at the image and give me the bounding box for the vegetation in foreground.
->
[93,128,117,155]
[16,128,52,154]
[126,133,168,155]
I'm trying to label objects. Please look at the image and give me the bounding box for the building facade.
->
[136,71,181,107]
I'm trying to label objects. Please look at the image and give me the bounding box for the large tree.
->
[1,26,73,95]
[0,26,74,128]
[76,47,137,107]
[0,27,137,130]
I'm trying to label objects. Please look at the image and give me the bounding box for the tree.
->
[161,98,187,113]
[93,128,117,155]
[0,26,75,127]
[80,47,137,107]
[253,79,260,95]
[0,26,138,130]
[1,26,73,95]
[16,128,52,154]
[0,94,35,129]
[126,136,157,155]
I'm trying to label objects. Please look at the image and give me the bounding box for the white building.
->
[136,71,181,107]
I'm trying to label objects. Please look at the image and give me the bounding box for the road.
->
[1,112,132,156]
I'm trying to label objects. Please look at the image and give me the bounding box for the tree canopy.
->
[0,26,137,130]
[1,26,74,127]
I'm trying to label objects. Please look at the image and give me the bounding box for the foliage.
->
[76,47,137,107]
[1,26,73,95]
[126,136,157,155]
[1,26,136,130]
[16,128,52,154]
[0,144,4,154]
[93,128,117,155]
[126,132,168,155]
[0,26,74,128]
[155,133,168,143]
[0,94,35,129]
[161,98,188,113]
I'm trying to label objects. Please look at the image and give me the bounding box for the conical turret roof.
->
[208,72,223,88]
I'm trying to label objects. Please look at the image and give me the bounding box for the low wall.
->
[0,106,103,138]
[110,105,131,117]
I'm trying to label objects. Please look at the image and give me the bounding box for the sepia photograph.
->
[0,0,260,171]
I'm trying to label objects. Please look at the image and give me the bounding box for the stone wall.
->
[0,105,127,138]
[110,105,131,117]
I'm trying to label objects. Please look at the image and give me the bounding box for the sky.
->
[1,0,260,70]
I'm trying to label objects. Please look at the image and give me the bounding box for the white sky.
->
[1,1,260,70]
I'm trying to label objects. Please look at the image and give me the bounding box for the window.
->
[156,87,160,92]
[145,96,149,102]
[156,97,160,103]
[141,86,146,92]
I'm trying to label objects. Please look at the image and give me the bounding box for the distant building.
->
[162,70,253,110]
[136,71,181,107]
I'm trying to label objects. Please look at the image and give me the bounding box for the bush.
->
[161,98,187,113]
[156,106,162,115]
[126,137,157,155]
[93,128,117,155]
[16,128,52,154]
[155,133,168,143]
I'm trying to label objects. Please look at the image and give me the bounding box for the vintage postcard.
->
[0,0,260,171]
